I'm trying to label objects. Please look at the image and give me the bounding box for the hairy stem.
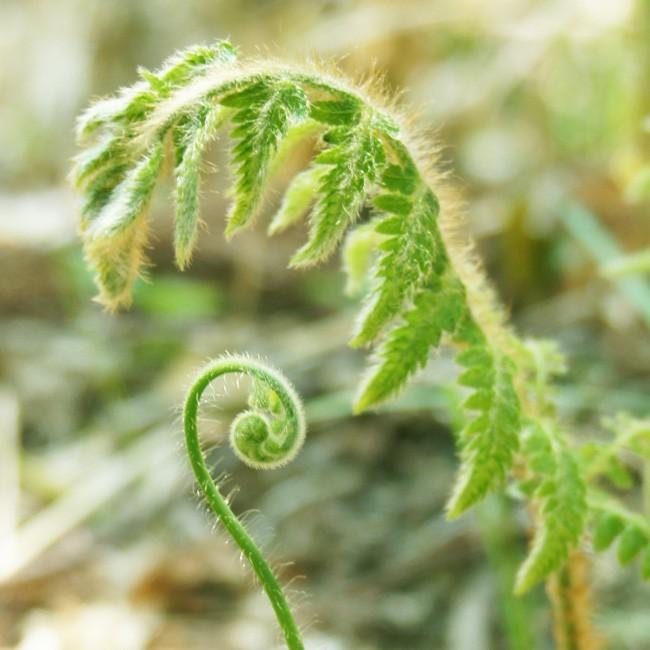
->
[183,355,306,650]
[547,551,601,650]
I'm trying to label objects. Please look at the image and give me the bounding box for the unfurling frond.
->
[76,41,633,616]
[74,39,521,514]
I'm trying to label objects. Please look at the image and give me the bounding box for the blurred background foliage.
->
[1,0,649,648]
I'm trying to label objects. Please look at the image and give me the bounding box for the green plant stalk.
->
[183,355,306,650]
[644,460,650,519]
[547,552,601,650]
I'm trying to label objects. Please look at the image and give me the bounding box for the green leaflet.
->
[592,512,625,550]
[513,422,586,594]
[446,339,521,518]
[87,137,165,241]
[310,96,362,126]
[354,271,465,412]
[222,80,309,237]
[88,227,148,309]
[618,526,648,564]
[342,222,384,297]
[152,42,237,88]
[84,137,165,307]
[174,103,226,268]
[268,166,326,236]
[70,132,126,188]
[352,186,444,346]
[76,41,236,140]
[79,162,129,227]
[289,125,386,266]
[590,497,650,576]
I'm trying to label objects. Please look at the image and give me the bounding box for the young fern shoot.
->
[73,40,650,650]
[72,40,523,524]
[184,354,306,650]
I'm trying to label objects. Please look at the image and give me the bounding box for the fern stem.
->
[641,460,650,523]
[183,355,305,650]
[546,551,601,650]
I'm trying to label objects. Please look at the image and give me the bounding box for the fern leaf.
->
[152,42,236,88]
[78,162,129,227]
[87,138,165,241]
[88,226,150,310]
[590,496,650,577]
[70,132,126,188]
[173,103,226,268]
[289,126,385,266]
[514,422,587,594]
[222,80,309,237]
[84,137,165,308]
[617,526,648,564]
[354,271,464,412]
[342,222,384,297]
[446,342,521,517]
[76,41,236,141]
[592,511,625,550]
[268,166,325,236]
[352,187,445,346]
[309,96,362,126]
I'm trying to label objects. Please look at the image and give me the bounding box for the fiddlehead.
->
[183,354,306,650]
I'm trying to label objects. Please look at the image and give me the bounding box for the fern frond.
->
[514,422,587,594]
[183,354,306,649]
[73,40,524,529]
[73,41,650,646]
